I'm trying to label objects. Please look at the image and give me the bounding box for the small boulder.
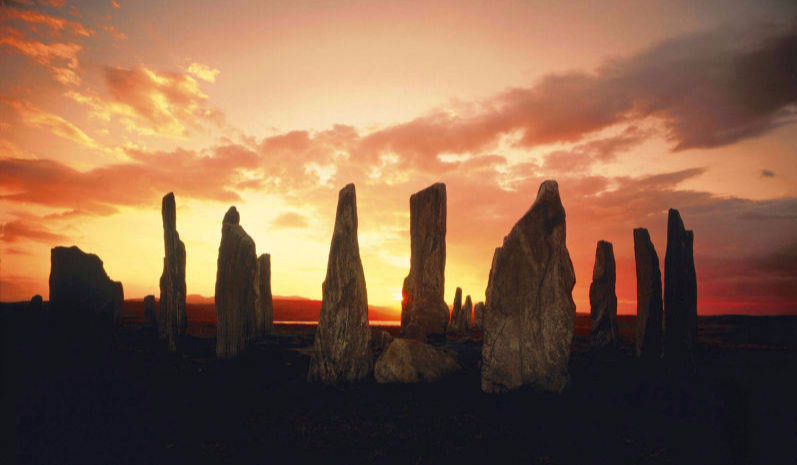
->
[143,295,157,331]
[374,338,461,383]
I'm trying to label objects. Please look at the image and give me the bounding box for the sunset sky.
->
[1,0,796,315]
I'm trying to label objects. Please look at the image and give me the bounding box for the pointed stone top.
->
[464,295,472,306]
[455,286,462,295]
[336,183,358,229]
[597,240,613,251]
[533,180,560,206]
[668,208,686,234]
[223,206,240,225]
[162,192,176,230]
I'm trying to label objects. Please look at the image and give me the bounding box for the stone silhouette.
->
[481,180,576,393]
[447,287,467,336]
[374,339,460,383]
[215,207,258,359]
[472,301,485,332]
[49,246,124,348]
[634,228,663,360]
[400,183,449,341]
[30,294,43,312]
[462,296,473,331]
[589,241,619,348]
[255,253,274,337]
[158,192,187,352]
[143,295,157,331]
[664,209,698,373]
[308,184,373,384]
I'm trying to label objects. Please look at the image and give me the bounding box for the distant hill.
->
[160,295,399,322]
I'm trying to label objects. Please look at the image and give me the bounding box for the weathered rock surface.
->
[634,228,663,360]
[374,338,461,383]
[481,180,576,393]
[472,301,485,332]
[462,296,473,330]
[49,246,124,347]
[158,192,187,352]
[143,295,157,331]
[308,184,373,384]
[447,287,467,335]
[400,183,449,341]
[255,253,274,338]
[215,207,257,359]
[589,240,619,348]
[371,327,394,354]
[664,209,698,373]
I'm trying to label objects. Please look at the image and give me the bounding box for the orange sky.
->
[1,0,796,315]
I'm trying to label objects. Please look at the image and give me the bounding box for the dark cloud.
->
[761,169,776,177]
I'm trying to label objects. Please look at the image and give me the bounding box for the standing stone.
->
[481,180,576,393]
[215,207,257,359]
[447,287,465,335]
[254,253,274,337]
[634,228,663,360]
[158,192,187,352]
[589,241,619,348]
[664,209,698,373]
[308,184,373,384]
[400,183,449,341]
[472,302,485,332]
[143,295,157,331]
[49,246,124,348]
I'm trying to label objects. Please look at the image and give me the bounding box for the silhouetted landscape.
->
[3,298,796,464]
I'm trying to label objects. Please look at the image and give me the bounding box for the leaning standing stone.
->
[589,240,619,348]
[634,228,663,360]
[481,180,576,393]
[307,184,373,384]
[215,207,258,359]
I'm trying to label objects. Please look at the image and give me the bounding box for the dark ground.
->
[2,303,796,465]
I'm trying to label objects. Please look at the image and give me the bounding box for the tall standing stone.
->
[49,246,124,348]
[634,228,663,360]
[215,207,257,359]
[255,253,274,337]
[308,184,373,384]
[472,302,485,332]
[664,209,698,373]
[589,240,619,348]
[400,183,449,341]
[158,192,187,352]
[447,287,465,335]
[143,294,157,331]
[481,180,576,393]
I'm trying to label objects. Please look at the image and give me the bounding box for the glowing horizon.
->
[1,0,796,315]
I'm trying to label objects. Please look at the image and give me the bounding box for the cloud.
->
[346,25,797,168]
[102,65,224,136]
[271,212,308,229]
[1,6,93,38]
[0,145,260,215]
[1,218,67,243]
[187,62,220,83]
[761,169,775,178]
[0,27,83,85]
[1,97,98,148]
[111,1,121,8]
[542,126,650,173]
[100,24,127,41]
